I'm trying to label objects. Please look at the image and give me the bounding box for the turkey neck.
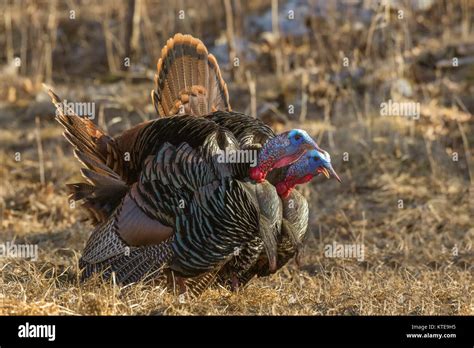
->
[264,166,288,186]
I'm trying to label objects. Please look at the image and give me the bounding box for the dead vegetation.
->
[0,0,473,315]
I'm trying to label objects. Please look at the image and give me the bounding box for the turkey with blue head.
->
[225,147,342,288]
[49,34,325,296]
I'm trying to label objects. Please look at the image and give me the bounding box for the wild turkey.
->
[147,34,328,291]
[53,100,292,286]
[50,34,319,292]
[149,34,322,290]
[221,149,341,288]
[148,34,341,291]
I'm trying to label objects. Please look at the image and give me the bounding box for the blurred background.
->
[0,0,472,315]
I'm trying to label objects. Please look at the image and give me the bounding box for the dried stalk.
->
[35,116,46,186]
[271,0,283,79]
[103,5,118,73]
[454,96,473,184]
[299,70,309,122]
[4,4,14,64]
[122,0,136,71]
[131,0,142,57]
[246,70,256,118]
[224,0,238,81]
[45,0,58,83]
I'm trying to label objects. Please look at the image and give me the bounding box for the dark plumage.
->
[215,183,308,289]
[238,190,308,284]
[51,33,316,296]
[52,98,271,284]
[200,113,309,290]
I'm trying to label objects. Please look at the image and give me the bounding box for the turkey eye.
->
[293,134,302,141]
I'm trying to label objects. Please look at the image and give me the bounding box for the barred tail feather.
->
[48,88,129,224]
[152,33,231,117]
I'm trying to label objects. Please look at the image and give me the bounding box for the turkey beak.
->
[320,164,342,183]
[327,164,342,183]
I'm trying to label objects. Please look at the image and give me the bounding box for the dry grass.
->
[1,260,471,315]
[0,0,473,315]
[0,111,472,315]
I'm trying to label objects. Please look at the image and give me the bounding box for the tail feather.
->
[74,150,119,179]
[182,269,220,297]
[208,54,229,113]
[49,90,110,162]
[152,33,231,117]
[79,216,175,284]
[48,89,128,224]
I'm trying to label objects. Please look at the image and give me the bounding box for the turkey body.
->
[52,33,309,294]
[216,188,308,289]
[201,113,309,289]
[51,92,283,287]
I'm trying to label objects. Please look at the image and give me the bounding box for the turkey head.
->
[276,148,341,198]
[249,129,318,183]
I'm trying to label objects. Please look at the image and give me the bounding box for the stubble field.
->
[0,0,472,315]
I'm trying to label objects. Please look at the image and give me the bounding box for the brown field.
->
[0,0,473,315]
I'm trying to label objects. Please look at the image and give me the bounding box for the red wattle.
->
[249,167,266,182]
[276,182,290,198]
[296,174,314,185]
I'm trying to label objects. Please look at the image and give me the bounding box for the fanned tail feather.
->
[48,89,128,224]
[152,33,231,117]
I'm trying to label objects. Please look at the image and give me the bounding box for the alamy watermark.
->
[216,148,258,167]
[0,241,38,261]
[380,99,420,120]
[324,241,365,262]
[18,322,55,341]
[55,99,96,119]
